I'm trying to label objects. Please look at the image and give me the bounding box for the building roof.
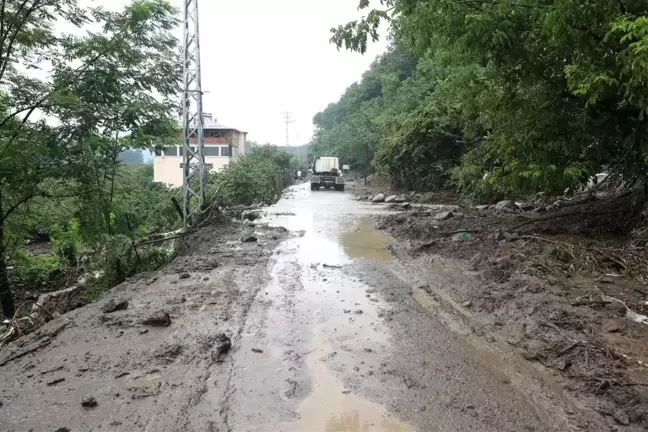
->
[202,116,246,134]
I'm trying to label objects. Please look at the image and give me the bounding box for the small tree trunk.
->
[0,190,15,317]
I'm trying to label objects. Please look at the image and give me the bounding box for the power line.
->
[283,111,295,146]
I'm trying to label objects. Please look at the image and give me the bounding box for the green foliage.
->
[324,0,648,199]
[0,0,183,315]
[210,146,294,206]
[11,251,61,292]
[51,219,83,265]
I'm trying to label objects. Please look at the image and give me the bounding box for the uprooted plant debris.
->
[375,188,648,428]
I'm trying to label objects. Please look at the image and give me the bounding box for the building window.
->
[178,146,197,156]
[220,145,230,157]
[163,146,178,156]
[204,146,220,156]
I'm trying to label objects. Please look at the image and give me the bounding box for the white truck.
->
[310,156,344,191]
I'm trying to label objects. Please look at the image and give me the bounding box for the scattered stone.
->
[475,205,489,210]
[602,319,623,333]
[179,273,191,279]
[141,311,172,327]
[400,202,411,209]
[433,211,453,221]
[372,193,385,203]
[395,214,407,223]
[495,200,518,211]
[242,219,255,227]
[463,300,472,308]
[342,390,351,394]
[81,395,98,408]
[251,348,264,353]
[354,309,364,315]
[146,277,158,285]
[54,428,70,432]
[494,230,506,241]
[0,400,3,407]
[395,195,407,203]
[241,235,258,243]
[242,210,262,221]
[612,409,630,426]
[101,298,129,314]
[199,305,207,312]
[385,195,398,203]
[213,333,232,360]
[46,377,65,386]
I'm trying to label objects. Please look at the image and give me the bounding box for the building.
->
[153,113,247,187]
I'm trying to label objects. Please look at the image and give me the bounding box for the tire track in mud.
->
[220,239,311,432]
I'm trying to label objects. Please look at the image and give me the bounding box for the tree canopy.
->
[316,0,648,197]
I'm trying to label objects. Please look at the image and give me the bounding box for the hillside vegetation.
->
[313,0,648,199]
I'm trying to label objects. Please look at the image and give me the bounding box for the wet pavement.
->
[222,182,567,432]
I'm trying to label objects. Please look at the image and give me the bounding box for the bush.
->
[210,146,293,206]
[11,251,62,292]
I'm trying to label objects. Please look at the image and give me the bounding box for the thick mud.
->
[0,181,627,431]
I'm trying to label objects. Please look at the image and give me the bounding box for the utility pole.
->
[182,0,205,226]
[283,111,295,146]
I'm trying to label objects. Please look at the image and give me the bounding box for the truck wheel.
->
[311,183,319,191]
[338,185,345,192]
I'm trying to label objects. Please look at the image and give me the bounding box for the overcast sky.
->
[101,0,387,146]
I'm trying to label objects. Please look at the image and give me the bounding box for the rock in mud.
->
[243,210,262,221]
[251,348,264,353]
[495,200,518,211]
[372,193,385,203]
[101,298,129,314]
[612,408,630,425]
[179,273,191,279]
[602,319,623,333]
[434,211,453,221]
[54,428,70,432]
[213,333,232,360]
[241,234,258,243]
[81,395,97,408]
[141,311,172,327]
[385,195,398,203]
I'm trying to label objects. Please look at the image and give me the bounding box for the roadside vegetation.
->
[315,0,648,199]
[0,1,295,322]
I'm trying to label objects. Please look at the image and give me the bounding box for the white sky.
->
[100,0,388,145]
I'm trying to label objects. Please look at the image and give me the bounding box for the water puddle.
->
[290,332,415,432]
[340,217,392,263]
[411,287,436,308]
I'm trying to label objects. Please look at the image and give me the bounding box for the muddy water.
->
[293,333,413,432]
[260,184,415,432]
[340,217,392,263]
[225,183,566,432]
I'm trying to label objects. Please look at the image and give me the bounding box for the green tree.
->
[0,0,181,317]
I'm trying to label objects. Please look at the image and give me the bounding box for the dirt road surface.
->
[1,182,611,431]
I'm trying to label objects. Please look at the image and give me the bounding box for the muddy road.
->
[1,182,606,431]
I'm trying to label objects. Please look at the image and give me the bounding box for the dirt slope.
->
[0,220,290,432]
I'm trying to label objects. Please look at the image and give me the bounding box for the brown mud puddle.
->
[340,217,392,263]
[290,333,414,432]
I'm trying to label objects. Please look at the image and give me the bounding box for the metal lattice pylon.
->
[182,0,205,225]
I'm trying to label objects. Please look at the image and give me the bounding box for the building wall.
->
[153,130,247,187]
